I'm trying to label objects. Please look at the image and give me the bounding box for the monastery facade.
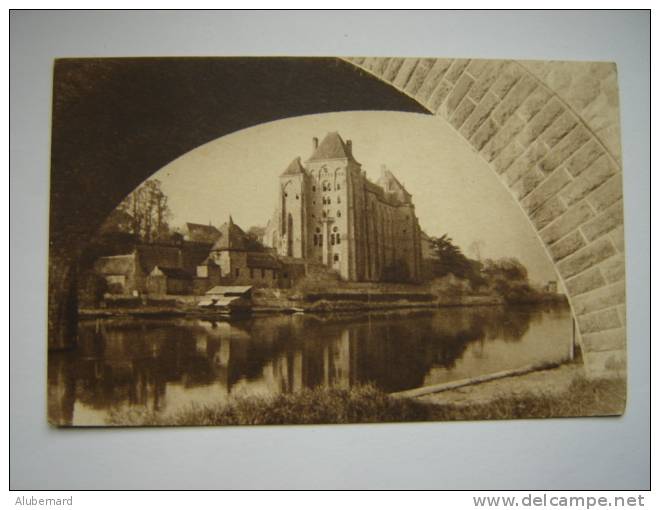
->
[263,132,422,282]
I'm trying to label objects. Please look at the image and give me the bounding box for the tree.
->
[481,257,536,303]
[115,179,172,242]
[428,234,485,289]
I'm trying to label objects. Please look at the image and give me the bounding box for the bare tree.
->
[116,179,172,242]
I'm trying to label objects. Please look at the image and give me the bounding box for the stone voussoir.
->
[572,281,626,316]
[537,125,591,175]
[565,266,607,296]
[580,199,624,242]
[557,237,616,279]
[540,201,595,245]
[548,230,586,262]
[578,307,622,335]
[560,154,617,207]
[521,166,572,214]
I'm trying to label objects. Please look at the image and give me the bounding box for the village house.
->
[206,216,287,288]
[92,217,297,297]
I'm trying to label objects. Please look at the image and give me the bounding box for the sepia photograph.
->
[46,56,628,427]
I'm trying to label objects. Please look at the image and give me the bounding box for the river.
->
[48,304,574,425]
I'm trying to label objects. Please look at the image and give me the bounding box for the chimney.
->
[346,139,353,157]
[312,137,319,149]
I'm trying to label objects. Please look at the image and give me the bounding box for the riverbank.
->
[79,289,566,319]
[105,365,625,426]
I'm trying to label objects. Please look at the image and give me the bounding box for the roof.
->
[247,252,281,269]
[377,166,412,203]
[150,266,192,279]
[136,244,182,274]
[308,132,354,162]
[186,222,221,244]
[211,216,250,251]
[94,254,136,275]
[206,285,253,296]
[280,157,306,177]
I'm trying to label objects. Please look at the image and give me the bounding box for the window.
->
[322,211,327,218]
[337,196,341,203]
[336,234,341,245]
[312,186,316,192]
[332,226,338,233]
[337,210,341,217]
[296,194,299,200]
[336,184,341,191]
[319,235,323,246]
[333,254,339,262]
[331,234,335,246]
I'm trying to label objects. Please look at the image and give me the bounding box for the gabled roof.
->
[186,222,221,244]
[211,216,249,251]
[308,132,353,162]
[136,244,182,274]
[280,157,306,177]
[377,166,412,203]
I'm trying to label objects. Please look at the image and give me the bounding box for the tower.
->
[277,157,307,258]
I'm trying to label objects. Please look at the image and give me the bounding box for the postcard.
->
[47,57,626,426]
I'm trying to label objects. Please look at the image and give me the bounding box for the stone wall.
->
[344,57,626,379]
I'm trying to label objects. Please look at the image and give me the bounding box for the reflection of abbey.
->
[264,132,422,282]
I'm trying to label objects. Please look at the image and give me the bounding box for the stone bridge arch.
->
[49,57,626,379]
[343,57,625,378]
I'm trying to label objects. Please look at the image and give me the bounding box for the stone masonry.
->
[345,57,626,379]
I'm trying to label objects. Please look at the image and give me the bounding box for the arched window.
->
[322,211,326,218]
[336,183,341,191]
[312,185,316,192]
[337,210,341,217]
[333,254,339,262]
[327,197,331,204]
[316,227,321,234]
[332,226,338,232]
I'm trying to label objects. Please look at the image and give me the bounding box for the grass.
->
[427,376,626,421]
[106,376,626,427]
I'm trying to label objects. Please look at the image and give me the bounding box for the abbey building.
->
[263,132,422,282]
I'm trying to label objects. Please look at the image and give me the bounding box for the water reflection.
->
[49,305,573,425]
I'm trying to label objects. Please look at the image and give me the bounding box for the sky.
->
[144,111,558,285]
